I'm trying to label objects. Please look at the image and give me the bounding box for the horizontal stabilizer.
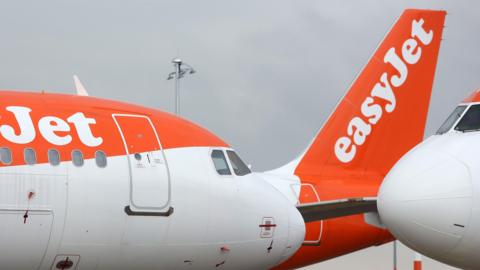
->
[297,198,377,222]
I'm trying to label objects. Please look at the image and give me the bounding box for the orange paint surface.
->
[462,89,480,103]
[114,115,161,154]
[0,91,227,166]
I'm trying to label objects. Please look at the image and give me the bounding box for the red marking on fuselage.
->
[259,224,277,228]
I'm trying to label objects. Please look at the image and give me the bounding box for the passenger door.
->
[113,114,172,215]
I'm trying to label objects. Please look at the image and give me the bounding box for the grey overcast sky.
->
[0,0,476,269]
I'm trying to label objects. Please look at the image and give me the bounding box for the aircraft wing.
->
[297,198,377,222]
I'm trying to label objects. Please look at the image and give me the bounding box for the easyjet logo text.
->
[335,19,434,163]
[0,106,103,147]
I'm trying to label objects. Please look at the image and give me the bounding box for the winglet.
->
[73,75,89,96]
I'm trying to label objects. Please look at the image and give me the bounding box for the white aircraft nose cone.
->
[378,150,473,258]
[277,203,306,264]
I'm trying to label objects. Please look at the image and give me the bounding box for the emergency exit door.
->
[113,114,171,215]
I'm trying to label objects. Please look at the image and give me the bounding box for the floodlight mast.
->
[167,58,196,115]
[393,240,397,270]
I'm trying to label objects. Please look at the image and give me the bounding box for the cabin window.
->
[72,150,84,167]
[211,150,231,175]
[0,147,12,165]
[95,150,107,168]
[24,148,36,165]
[437,105,467,134]
[455,104,480,132]
[226,150,251,176]
[48,149,60,166]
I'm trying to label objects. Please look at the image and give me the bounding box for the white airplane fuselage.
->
[2,150,305,270]
[379,100,480,270]
[0,93,305,270]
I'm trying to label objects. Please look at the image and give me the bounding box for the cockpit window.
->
[211,150,231,175]
[226,150,251,176]
[455,104,480,132]
[436,105,467,134]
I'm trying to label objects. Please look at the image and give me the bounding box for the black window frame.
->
[72,150,84,167]
[48,149,60,166]
[95,150,107,168]
[0,147,12,165]
[211,149,232,176]
[454,104,480,132]
[226,150,251,176]
[436,105,467,134]
[24,148,37,165]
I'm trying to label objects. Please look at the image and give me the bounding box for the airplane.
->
[0,9,445,270]
[378,89,480,270]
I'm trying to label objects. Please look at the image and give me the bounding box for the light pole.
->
[393,240,397,270]
[167,58,196,115]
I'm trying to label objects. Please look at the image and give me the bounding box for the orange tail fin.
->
[295,9,446,182]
